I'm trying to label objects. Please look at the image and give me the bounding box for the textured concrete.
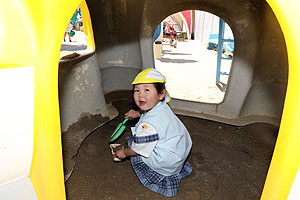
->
[58,0,287,132]
[84,0,287,126]
[59,54,116,131]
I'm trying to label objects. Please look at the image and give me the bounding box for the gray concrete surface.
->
[88,0,286,125]
[59,53,117,132]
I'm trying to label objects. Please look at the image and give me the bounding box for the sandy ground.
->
[155,39,232,103]
[64,97,278,200]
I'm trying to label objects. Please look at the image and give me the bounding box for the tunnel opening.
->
[154,10,234,104]
[58,0,288,199]
[59,5,94,62]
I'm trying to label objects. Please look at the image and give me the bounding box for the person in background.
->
[64,22,73,42]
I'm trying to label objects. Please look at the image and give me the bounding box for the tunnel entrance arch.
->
[154,10,234,104]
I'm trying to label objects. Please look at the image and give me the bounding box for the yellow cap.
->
[132,68,171,103]
[132,68,166,84]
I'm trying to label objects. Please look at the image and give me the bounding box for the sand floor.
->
[64,98,277,200]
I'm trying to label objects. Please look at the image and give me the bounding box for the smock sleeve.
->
[131,123,159,158]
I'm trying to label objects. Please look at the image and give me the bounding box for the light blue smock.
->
[131,101,192,176]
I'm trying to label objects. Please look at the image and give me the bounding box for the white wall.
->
[194,11,233,43]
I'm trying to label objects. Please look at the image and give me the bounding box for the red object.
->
[181,10,191,32]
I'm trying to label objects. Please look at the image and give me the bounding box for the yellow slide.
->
[261,0,300,199]
[0,0,94,199]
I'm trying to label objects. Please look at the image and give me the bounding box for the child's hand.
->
[116,149,127,159]
[124,109,141,120]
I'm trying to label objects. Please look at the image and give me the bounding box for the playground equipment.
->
[0,0,95,199]
[163,22,178,47]
[0,0,300,199]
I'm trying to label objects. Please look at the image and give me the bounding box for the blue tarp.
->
[208,34,234,52]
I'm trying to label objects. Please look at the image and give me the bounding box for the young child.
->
[64,22,73,42]
[115,68,192,197]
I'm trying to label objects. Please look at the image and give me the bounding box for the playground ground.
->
[155,38,232,103]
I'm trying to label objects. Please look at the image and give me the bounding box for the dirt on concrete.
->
[64,99,278,200]
[62,113,110,181]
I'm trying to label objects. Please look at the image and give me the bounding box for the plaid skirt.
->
[130,155,192,197]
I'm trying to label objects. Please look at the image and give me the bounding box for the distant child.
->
[116,68,192,197]
[64,22,73,42]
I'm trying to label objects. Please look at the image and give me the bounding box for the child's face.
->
[134,83,165,111]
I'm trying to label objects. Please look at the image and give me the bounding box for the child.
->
[115,68,192,197]
[64,22,73,42]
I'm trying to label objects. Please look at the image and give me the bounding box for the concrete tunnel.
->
[58,0,288,199]
[59,0,287,132]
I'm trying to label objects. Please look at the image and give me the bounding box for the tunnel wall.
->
[240,4,288,121]
[138,0,261,124]
[59,0,287,130]
[58,54,113,131]
[86,0,145,93]
[137,0,287,125]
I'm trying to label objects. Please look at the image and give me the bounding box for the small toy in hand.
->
[109,144,124,162]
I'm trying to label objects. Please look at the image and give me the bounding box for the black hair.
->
[153,83,166,102]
